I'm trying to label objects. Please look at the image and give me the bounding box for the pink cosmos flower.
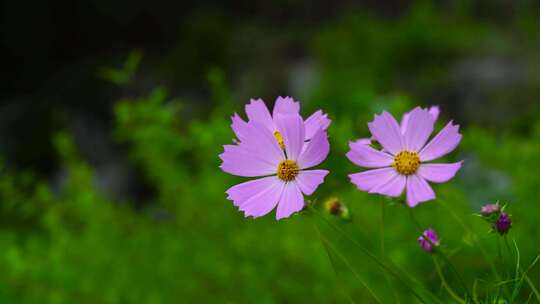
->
[220,111,330,220]
[231,97,331,145]
[347,107,463,207]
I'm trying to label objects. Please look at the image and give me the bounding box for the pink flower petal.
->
[305,110,331,140]
[354,138,373,145]
[275,113,305,161]
[368,111,404,155]
[349,167,399,193]
[369,173,406,197]
[245,98,274,131]
[219,144,278,177]
[231,113,248,142]
[238,177,285,218]
[295,170,329,195]
[272,96,300,116]
[220,120,286,177]
[429,106,440,122]
[419,121,462,162]
[276,182,304,220]
[240,120,285,163]
[418,161,463,183]
[226,176,280,207]
[403,107,435,152]
[406,174,436,207]
[297,128,329,169]
[346,141,393,168]
[400,111,412,134]
[401,106,439,134]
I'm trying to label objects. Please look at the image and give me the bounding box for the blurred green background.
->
[1,0,540,302]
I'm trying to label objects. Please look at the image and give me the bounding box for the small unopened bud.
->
[324,197,351,221]
[480,203,500,216]
[418,228,440,253]
[478,202,513,235]
[494,213,512,235]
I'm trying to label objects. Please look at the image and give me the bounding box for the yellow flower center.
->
[277,160,299,182]
[393,151,421,175]
[274,131,285,150]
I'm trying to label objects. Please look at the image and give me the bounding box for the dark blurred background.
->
[1,1,540,302]
[2,0,540,181]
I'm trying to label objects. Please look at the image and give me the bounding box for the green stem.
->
[380,201,385,255]
[524,276,540,303]
[408,208,473,302]
[380,201,400,303]
[310,206,440,304]
[316,225,381,303]
[432,256,466,304]
[437,196,509,297]
[315,224,358,304]
[505,236,520,303]
[503,237,540,303]
[498,238,505,272]
[472,279,479,303]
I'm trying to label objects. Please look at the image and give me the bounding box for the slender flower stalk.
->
[408,208,472,301]
[432,256,466,304]
[310,205,443,304]
[380,201,400,302]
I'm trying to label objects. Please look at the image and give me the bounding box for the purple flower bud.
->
[495,213,512,235]
[418,228,440,253]
[480,203,500,216]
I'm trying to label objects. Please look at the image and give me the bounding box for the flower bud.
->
[324,197,351,221]
[480,203,500,216]
[418,228,440,253]
[494,213,512,235]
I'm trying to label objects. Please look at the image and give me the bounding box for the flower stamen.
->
[277,160,299,182]
[393,151,420,175]
[274,131,285,150]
